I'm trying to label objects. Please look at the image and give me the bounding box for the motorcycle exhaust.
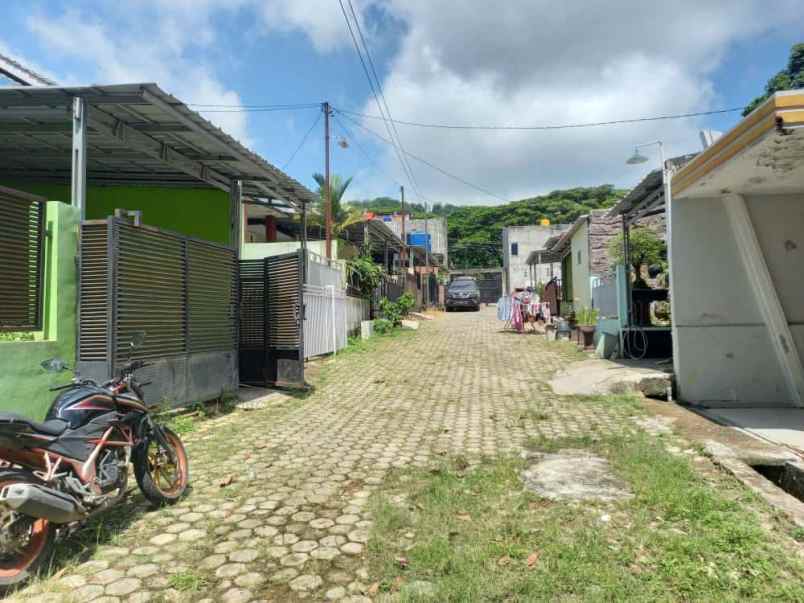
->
[0,483,85,524]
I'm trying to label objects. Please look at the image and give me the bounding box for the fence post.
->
[328,285,337,356]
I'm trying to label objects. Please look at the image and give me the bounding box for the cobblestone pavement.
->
[14,307,638,602]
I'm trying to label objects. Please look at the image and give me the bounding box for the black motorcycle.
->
[0,332,189,588]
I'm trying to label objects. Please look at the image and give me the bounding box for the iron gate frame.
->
[239,250,306,389]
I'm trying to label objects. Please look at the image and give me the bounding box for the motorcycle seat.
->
[0,412,68,436]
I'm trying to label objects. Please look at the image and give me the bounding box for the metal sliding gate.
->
[78,218,238,406]
[239,250,305,388]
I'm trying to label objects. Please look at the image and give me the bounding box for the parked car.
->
[446,278,481,311]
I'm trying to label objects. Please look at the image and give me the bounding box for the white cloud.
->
[25,4,251,144]
[351,0,804,203]
[257,0,370,53]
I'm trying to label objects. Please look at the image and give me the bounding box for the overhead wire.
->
[336,109,508,203]
[345,0,425,202]
[333,113,403,188]
[282,110,323,170]
[335,106,745,131]
[337,0,426,206]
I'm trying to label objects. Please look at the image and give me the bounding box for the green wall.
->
[3,183,230,245]
[0,202,79,420]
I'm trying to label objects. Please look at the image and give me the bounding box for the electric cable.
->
[337,0,426,205]
[335,106,744,131]
[282,111,323,170]
[336,110,508,203]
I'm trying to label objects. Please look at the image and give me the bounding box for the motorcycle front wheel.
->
[0,471,55,592]
[133,427,189,506]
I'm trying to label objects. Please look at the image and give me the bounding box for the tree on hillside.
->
[312,173,362,234]
[743,43,804,116]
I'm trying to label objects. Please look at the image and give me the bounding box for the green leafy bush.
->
[373,318,394,334]
[347,255,383,297]
[379,293,416,327]
[396,292,415,316]
[379,297,402,326]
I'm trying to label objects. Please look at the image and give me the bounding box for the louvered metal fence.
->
[0,186,45,332]
[78,218,237,405]
[239,250,305,388]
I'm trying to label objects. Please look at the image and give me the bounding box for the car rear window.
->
[449,281,478,291]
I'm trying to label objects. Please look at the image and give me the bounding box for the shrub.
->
[396,292,415,316]
[347,255,383,297]
[373,318,394,334]
[379,297,402,326]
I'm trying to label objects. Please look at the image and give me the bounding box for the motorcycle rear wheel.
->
[0,471,55,592]
[133,427,189,506]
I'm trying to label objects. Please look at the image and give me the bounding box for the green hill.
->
[351,184,625,268]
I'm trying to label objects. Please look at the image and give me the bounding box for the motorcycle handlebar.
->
[49,383,74,391]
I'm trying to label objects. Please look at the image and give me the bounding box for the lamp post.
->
[624,139,673,360]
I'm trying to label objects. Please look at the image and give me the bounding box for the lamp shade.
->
[626,148,649,164]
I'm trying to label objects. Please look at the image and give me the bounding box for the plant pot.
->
[578,325,596,349]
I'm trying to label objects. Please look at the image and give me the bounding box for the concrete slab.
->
[549,359,672,398]
[236,387,288,410]
[701,408,804,454]
[521,450,632,502]
[401,319,419,330]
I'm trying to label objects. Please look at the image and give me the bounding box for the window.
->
[577,249,582,265]
[511,242,519,256]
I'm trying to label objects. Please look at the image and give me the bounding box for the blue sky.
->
[1,1,802,205]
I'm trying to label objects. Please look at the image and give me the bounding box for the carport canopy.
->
[0,83,318,208]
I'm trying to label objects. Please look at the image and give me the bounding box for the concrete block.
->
[361,320,374,340]
[401,319,419,330]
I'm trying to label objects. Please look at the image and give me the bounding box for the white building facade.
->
[502,224,568,293]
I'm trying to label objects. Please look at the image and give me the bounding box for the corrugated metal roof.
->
[0,83,316,206]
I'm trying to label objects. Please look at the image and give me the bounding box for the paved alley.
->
[13,308,638,602]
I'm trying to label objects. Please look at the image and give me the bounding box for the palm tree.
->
[312,173,362,234]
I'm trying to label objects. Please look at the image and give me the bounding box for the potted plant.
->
[576,306,599,349]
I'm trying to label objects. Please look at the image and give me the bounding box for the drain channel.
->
[751,462,804,503]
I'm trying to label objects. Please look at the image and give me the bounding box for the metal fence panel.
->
[303,284,369,358]
[0,186,45,331]
[78,222,109,362]
[187,241,237,353]
[78,218,237,405]
[115,222,185,363]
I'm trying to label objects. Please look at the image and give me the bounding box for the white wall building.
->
[502,224,568,293]
[670,91,804,408]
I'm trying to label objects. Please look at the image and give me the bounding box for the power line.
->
[337,109,508,203]
[346,0,425,202]
[332,113,403,188]
[196,105,320,113]
[282,110,322,170]
[337,0,425,205]
[188,101,318,108]
[336,106,744,131]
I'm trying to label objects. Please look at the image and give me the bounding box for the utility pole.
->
[400,185,407,265]
[424,202,430,307]
[323,102,332,259]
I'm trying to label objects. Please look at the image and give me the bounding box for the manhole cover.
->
[521,450,632,502]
